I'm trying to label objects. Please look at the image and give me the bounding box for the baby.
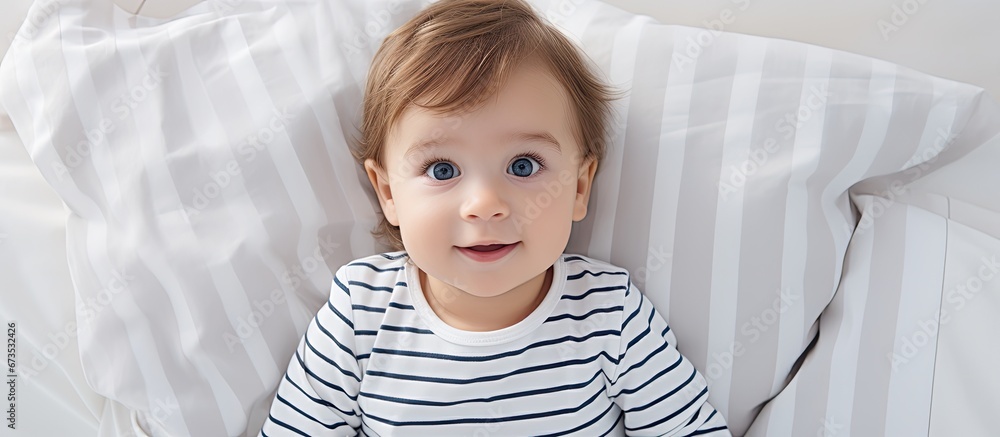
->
[261,0,730,435]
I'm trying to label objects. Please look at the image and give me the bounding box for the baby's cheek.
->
[513,187,562,226]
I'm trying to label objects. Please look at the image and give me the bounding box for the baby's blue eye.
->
[508,156,541,177]
[426,162,460,180]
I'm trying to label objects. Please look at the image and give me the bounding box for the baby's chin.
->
[454,280,525,298]
[430,273,518,298]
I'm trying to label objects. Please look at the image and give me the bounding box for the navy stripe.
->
[380,252,408,260]
[691,426,729,435]
[614,356,688,401]
[388,301,413,310]
[686,402,701,425]
[364,384,607,427]
[349,261,404,272]
[370,330,619,363]
[353,304,387,313]
[537,400,618,437]
[275,393,354,430]
[284,373,343,411]
[359,369,604,407]
[265,414,311,436]
[625,310,656,351]
[616,310,644,364]
[349,280,396,292]
[303,330,361,382]
[563,255,587,262]
[562,285,627,301]
[378,324,434,335]
[545,305,623,323]
[294,349,359,401]
[333,275,350,295]
[613,340,672,385]
[366,352,617,384]
[706,409,716,421]
[626,387,709,432]
[626,368,699,413]
[598,412,624,437]
[325,300,354,330]
[315,308,356,357]
[620,294,644,332]
[566,269,628,280]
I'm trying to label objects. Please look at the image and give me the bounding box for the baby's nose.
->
[460,180,510,222]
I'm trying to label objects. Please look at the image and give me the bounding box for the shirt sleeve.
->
[608,281,731,436]
[260,266,363,436]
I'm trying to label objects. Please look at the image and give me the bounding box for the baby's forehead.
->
[400,80,577,127]
[389,104,578,149]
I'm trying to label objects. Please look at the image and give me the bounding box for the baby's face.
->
[366,60,597,298]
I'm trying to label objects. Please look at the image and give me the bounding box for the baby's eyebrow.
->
[404,131,561,160]
[404,137,448,162]
[509,131,561,154]
[404,132,562,157]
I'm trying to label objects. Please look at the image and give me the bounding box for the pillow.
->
[749,127,1000,436]
[552,2,999,434]
[3,0,998,435]
[748,195,1000,436]
[927,219,1000,436]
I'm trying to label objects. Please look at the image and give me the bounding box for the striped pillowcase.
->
[1,0,997,435]
[548,1,1000,434]
[751,197,1000,436]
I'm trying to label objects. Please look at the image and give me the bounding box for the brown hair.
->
[352,0,620,251]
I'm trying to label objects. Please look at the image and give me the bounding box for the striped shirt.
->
[261,252,730,436]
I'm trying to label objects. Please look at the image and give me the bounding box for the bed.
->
[2,0,998,436]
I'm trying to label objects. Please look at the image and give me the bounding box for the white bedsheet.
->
[0,113,102,435]
[0,94,170,437]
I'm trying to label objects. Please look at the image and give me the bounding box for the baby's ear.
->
[573,157,598,221]
[365,159,400,226]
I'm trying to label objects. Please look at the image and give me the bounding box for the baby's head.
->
[354,0,617,296]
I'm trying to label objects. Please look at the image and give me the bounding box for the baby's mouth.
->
[456,242,520,262]
[465,243,513,252]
